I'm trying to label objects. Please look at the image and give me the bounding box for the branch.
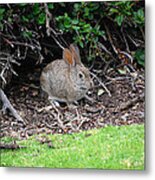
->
[90,72,112,97]
[121,25,130,52]
[44,3,65,50]
[0,52,20,87]
[104,23,118,54]
[0,88,25,124]
[97,42,117,61]
[44,3,57,36]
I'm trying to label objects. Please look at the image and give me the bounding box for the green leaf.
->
[98,30,105,36]
[0,8,5,15]
[48,4,54,9]
[79,41,84,48]
[74,3,80,11]
[109,8,119,14]
[118,68,127,75]
[133,8,144,25]
[19,3,27,7]
[33,4,40,15]
[72,25,80,31]
[137,9,144,18]
[83,23,91,29]
[115,15,124,26]
[55,16,63,21]
[64,13,69,18]
[88,14,94,20]
[8,17,13,23]
[22,16,29,22]
[72,19,79,25]
[64,19,71,28]
[22,31,32,38]
[60,2,65,7]
[134,49,145,67]
[38,13,46,25]
[84,7,89,17]
[0,22,3,30]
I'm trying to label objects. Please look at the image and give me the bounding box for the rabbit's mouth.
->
[79,87,87,91]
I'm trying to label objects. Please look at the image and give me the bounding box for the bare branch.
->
[97,42,117,61]
[104,23,118,54]
[0,88,25,124]
[44,3,65,50]
[121,26,130,52]
[90,72,112,97]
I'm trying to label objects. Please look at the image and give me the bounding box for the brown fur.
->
[40,44,93,104]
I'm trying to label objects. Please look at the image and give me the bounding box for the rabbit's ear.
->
[70,44,82,65]
[63,48,75,66]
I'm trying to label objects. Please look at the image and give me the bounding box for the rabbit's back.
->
[40,60,71,102]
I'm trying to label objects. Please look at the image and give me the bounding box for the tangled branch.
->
[0,52,20,88]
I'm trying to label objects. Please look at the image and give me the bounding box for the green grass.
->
[0,124,144,170]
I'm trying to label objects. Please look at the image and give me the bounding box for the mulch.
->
[0,67,145,139]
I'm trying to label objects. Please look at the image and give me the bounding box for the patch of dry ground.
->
[0,68,144,139]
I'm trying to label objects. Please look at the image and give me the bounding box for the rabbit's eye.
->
[79,72,84,79]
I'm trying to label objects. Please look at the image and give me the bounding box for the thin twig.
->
[121,26,130,52]
[140,27,145,40]
[51,102,65,130]
[44,3,65,50]
[0,52,20,87]
[115,93,144,112]
[127,34,141,47]
[51,34,64,50]
[44,3,59,36]
[104,23,118,54]
[97,42,116,61]
[90,72,112,97]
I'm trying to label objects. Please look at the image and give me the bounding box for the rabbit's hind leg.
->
[42,96,63,114]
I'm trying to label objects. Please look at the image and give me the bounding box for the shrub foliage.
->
[0,1,144,85]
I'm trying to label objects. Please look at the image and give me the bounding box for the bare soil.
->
[0,67,145,139]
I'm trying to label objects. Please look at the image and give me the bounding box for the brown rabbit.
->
[40,44,93,106]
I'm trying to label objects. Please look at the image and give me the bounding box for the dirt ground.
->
[0,66,145,139]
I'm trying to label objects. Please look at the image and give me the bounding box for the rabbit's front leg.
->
[38,96,60,112]
[48,96,60,107]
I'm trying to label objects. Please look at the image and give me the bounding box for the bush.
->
[0,1,144,71]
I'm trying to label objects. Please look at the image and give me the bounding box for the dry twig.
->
[90,72,112,97]
[0,88,25,124]
[44,3,64,50]
[115,93,144,112]
[104,23,118,54]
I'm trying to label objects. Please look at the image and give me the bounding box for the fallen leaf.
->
[97,89,105,96]
[118,68,127,75]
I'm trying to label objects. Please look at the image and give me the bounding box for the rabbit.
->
[40,44,93,106]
